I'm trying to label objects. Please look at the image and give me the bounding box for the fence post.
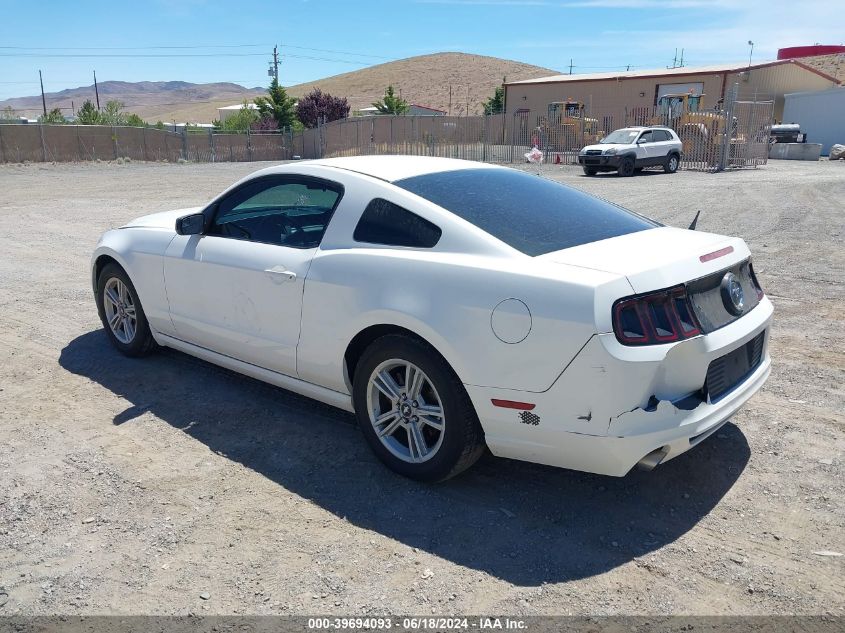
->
[209,128,215,163]
[0,124,5,163]
[181,127,188,161]
[247,128,253,162]
[112,126,118,160]
[39,124,47,162]
[482,115,488,163]
[141,126,148,162]
[717,83,738,172]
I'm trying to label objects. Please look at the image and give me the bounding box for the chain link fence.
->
[0,85,773,172]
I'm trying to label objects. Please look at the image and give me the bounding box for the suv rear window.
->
[394,168,657,256]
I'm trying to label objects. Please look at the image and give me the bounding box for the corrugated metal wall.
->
[783,89,845,154]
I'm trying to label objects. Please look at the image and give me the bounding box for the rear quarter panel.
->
[297,248,630,394]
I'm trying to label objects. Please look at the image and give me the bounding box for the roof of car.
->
[305,155,498,182]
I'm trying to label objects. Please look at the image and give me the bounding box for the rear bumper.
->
[466,297,773,476]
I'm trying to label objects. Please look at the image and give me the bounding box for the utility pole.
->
[680,48,684,67]
[93,70,101,110]
[39,70,47,117]
[747,41,754,67]
[569,59,573,75]
[272,45,279,82]
[448,85,452,116]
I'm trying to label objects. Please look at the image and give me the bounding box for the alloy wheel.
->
[366,359,445,463]
[103,277,137,344]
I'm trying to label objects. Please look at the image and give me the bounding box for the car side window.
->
[353,198,442,248]
[208,177,342,248]
[638,130,654,143]
[654,130,670,142]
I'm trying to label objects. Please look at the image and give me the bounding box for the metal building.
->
[783,88,845,155]
[504,59,839,129]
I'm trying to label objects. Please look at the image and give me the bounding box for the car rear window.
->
[394,168,658,256]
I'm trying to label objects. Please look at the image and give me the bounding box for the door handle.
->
[264,265,297,282]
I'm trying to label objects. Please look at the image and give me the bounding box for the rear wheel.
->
[582,166,597,176]
[664,153,680,173]
[352,334,485,482]
[617,156,635,177]
[96,263,157,357]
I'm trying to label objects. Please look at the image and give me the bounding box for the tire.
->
[352,334,485,482]
[617,156,635,177]
[664,153,680,174]
[95,262,157,357]
[582,167,597,176]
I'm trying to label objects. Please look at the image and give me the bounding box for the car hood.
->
[539,226,749,293]
[121,207,203,230]
[581,143,631,152]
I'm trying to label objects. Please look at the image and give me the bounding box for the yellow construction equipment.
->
[542,101,602,151]
[651,93,743,163]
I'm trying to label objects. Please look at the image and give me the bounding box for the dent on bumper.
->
[467,299,773,476]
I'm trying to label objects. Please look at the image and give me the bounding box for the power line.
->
[282,53,372,65]
[0,52,268,58]
[280,44,391,60]
[0,44,266,50]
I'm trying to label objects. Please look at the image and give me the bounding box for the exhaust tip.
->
[637,447,669,471]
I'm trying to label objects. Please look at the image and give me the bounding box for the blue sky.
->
[0,0,840,101]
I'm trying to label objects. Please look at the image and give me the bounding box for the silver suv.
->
[578,126,682,177]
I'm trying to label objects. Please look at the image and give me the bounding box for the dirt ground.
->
[0,158,842,617]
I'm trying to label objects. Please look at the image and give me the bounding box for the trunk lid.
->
[540,226,749,293]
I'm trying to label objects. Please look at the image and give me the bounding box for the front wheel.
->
[617,156,635,177]
[96,263,157,357]
[582,166,597,176]
[352,334,485,482]
[664,153,680,173]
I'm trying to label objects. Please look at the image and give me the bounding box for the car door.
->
[635,130,654,164]
[651,129,673,160]
[163,174,343,377]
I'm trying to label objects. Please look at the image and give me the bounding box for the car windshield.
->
[600,129,641,144]
[394,168,658,256]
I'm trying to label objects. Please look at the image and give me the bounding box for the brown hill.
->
[0,80,265,122]
[1,53,558,123]
[284,52,558,116]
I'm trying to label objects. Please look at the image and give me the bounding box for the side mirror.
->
[176,213,205,236]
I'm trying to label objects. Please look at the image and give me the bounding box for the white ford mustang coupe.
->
[92,156,772,481]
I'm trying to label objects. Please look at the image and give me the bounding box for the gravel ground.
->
[0,159,842,616]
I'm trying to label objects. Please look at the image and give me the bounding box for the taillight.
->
[749,261,765,300]
[613,285,701,346]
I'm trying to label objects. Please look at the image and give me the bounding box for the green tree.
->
[372,85,409,115]
[213,103,260,132]
[254,79,297,129]
[154,121,165,130]
[1,106,18,120]
[124,113,147,127]
[99,100,127,126]
[482,78,506,115]
[76,100,101,125]
[40,107,67,124]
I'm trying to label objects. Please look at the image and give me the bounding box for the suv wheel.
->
[617,157,635,177]
[664,153,680,174]
[582,167,597,176]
